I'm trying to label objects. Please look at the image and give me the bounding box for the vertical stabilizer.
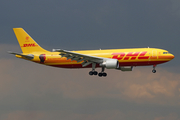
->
[13,28,48,53]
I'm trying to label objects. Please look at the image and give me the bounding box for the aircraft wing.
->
[8,51,34,60]
[52,49,107,67]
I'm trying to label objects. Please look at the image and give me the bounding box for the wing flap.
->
[82,61,92,67]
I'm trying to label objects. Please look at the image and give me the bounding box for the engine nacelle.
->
[116,66,133,71]
[100,59,119,69]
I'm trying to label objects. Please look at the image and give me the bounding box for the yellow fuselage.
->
[16,48,174,68]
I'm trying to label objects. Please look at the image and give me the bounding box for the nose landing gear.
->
[152,65,156,73]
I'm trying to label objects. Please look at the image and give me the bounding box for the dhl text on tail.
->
[9,28,174,77]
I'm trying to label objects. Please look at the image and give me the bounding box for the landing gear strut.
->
[152,65,156,73]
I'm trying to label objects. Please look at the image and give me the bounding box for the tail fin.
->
[13,28,48,53]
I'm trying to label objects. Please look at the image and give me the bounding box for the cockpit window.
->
[163,52,169,54]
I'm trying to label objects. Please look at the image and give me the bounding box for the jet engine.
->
[100,59,119,69]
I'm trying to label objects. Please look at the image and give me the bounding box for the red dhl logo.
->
[112,51,149,60]
[21,43,38,47]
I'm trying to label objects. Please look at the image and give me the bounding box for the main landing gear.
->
[89,63,98,76]
[98,67,107,77]
[89,63,107,77]
[152,65,156,73]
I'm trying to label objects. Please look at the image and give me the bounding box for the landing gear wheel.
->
[98,73,103,77]
[89,71,94,75]
[89,71,98,76]
[152,69,156,73]
[102,73,107,77]
[93,71,98,75]
[98,72,107,77]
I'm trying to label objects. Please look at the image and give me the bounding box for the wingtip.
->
[7,51,13,54]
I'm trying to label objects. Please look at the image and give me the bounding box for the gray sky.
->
[0,0,180,120]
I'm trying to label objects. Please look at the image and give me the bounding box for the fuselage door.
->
[151,50,157,60]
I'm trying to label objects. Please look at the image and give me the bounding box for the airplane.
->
[9,28,174,77]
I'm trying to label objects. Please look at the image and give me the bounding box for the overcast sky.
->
[0,0,180,120]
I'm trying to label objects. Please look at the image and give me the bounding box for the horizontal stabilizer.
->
[8,51,34,60]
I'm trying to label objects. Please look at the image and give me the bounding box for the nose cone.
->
[168,54,175,60]
[171,54,175,59]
